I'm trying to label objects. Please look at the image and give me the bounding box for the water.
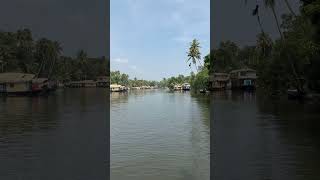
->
[1,88,319,180]
[0,89,108,180]
[212,91,320,180]
[111,89,210,180]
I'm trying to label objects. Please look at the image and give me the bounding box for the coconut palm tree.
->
[77,49,88,80]
[48,41,62,79]
[252,4,266,34]
[284,0,296,16]
[187,39,202,72]
[256,32,273,57]
[264,0,284,39]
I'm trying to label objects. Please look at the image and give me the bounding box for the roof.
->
[110,84,122,88]
[213,73,229,76]
[230,68,256,74]
[0,73,35,83]
[210,73,229,81]
[32,78,48,83]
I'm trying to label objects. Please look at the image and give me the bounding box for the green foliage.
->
[0,29,109,82]
[159,74,192,90]
[190,68,209,92]
[187,39,202,72]
[110,70,160,87]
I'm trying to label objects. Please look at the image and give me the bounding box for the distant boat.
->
[182,83,191,91]
[173,84,182,91]
[110,84,127,92]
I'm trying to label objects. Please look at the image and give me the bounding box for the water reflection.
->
[212,91,320,180]
[0,89,108,180]
[111,89,209,180]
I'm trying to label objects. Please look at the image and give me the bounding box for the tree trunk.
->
[284,0,296,16]
[257,13,265,34]
[36,59,45,78]
[271,7,284,40]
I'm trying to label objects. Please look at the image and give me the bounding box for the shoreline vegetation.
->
[0,29,109,82]
[0,29,109,95]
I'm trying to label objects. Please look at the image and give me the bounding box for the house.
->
[96,76,110,87]
[0,73,35,95]
[209,73,230,90]
[230,68,257,90]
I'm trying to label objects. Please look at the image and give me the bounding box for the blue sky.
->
[111,0,209,81]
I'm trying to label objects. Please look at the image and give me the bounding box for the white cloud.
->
[111,58,129,64]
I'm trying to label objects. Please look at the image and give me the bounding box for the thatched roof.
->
[0,73,35,83]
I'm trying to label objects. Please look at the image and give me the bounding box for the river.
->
[111,89,210,180]
[0,89,108,180]
[1,89,319,180]
[212,90,320,180]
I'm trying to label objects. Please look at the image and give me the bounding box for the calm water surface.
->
[212,91,320,180]
[1,88,319,180]
[111,89,210,180]
[0,89,108,180]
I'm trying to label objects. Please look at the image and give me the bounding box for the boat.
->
[173,84,182,91]
[182,83,191,91]
[110,84,127,92]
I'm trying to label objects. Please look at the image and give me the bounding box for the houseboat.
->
[32,78,49,93]
[182,83,191,91]
[230,68,257,90]
[0,73,34,96]
[173,84,182,91]
[110,84,127,92]
[209,73,230,90]
[131,87,141,90]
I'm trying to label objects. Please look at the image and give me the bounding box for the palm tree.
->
[187,39,202,72]
[264,0,284,39]
[256,32,273,58]
[16,28,34,73]
[252,4,265,34]
[284,0,296,16]
[77,49,88,80]
[48,41,62,79]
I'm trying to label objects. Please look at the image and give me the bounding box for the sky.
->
[111,0,210,81]
[0,0,108,57]
[211,0,301,47]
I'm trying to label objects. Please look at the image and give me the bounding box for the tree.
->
[35,38,61,78]
[77,49,88,80]
[264,0,284,39]
[16,29,34,73]
[187,39,202,72]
